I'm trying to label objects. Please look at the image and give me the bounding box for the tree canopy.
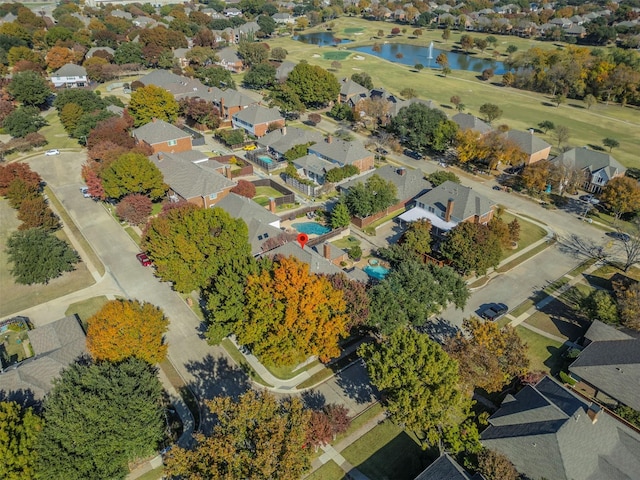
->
[345,174,397,218]
[0,402,42,480]
[3,106,47,138]
[390,103,458,153]
[600,176,640,221]
[36,358,164,480]
[440,222,503,276]
[165,390,311,480]
[239,256,348,365]
[87,299,169,364]
[127,85,179,127]
[359,328,477,451]
[445,317,529,395]
[286,62,340,108]
[142,204,251,293]
[367,260,469,334]
[8,71,51,107]
[7,228,78,285]
[101,152,167,200]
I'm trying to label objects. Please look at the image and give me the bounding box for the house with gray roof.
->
[581,319,634,346]
[272,12,295,24]
[414,454,484,480]
[86,46,114,59]
[50,64,87,88]
[552,147,626,193]
[139,70,211,100]
[232,105,285,137]
[275,61,296,82]
[569,334,640,411]
[451,113,491,135]
[260,242,346,276]
[215,193,282,255]
[340,165,429,204]
[216,46,244,73]
[150,151,236,208]
[339,78,370,104]
[292,154,336,185]
[504,129,551,165]
[133,119,193,154]
[481,376,640,480]
[257,126,323,160]
[400,181,495,234]
[308,137,374,172]
[0,316,87,405]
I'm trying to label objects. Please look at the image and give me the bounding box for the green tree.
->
[113,42,144,65]
[581,289,618,324]
[351,72,373,90]
[553,93,566,107]
[237,41,270,68]
[7,71,51,107]
[554,124,570,148]
[243,62,276,89]
[427,170,461,187]
[7,228,78,285]
[367,260,468,334]
[36,359,164,480]
[399,218,433,258]
[286,62,340,108]
[127,85,179,127]
[442,28,451,42]
[196,65,236,89]
[271,46,287,61]
[538,120,555,133]
[506,44,518,55]
[440,222,502,276]
[331,200,351,228]
[390,103,458,154]
[53,89,106,114]
[441,66,452,77]
[359,328,477,451]
[59,103,84,134]
[603,137,620,152]
[479,103,502,124]
[86,299,169,364]
[3,106,47,138]
[266,83,306,116]
[257,15,276,35]
[101,152,167,200]
[584,93,597,109]
[165,391,311,480]
[0,402,42,480]
[143,204,251,293]
[600,176,640,222]
[345,174,397,218]
[476,449,520,480]
[283,142,312,162]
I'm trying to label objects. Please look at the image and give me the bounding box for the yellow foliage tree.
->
[87,299,169,364]
[46,46,76,71]
[239,256,348,366]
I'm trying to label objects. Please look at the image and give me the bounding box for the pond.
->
[294,32,353,46]
[350,43,506,74]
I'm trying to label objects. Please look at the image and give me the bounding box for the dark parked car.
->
[136,253,152,267]
[479,303,509,321]
[403,149,422,160]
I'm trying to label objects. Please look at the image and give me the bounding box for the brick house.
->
[132,119,192,154]
[150,151,236,208]
[231,105,285,137]
[308,137,375,172]
[504,130,551,165]
[552,147,626,193]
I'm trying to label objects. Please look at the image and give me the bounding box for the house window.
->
[209,193,217,200]
[167,139,177,146]
[428,206,435,213]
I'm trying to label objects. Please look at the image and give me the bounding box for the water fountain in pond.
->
[427,41,434,67]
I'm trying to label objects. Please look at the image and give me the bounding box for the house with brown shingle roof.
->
[133,119,193,154]
[504,129,551,165]
[232,105,285,137]
[308,137,374,172]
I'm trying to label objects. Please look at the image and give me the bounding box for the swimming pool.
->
[258,156,273,164]
[364,264,390,280]
[293,222,330,235]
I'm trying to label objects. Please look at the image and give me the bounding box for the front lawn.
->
[341,420,430,480]
[65,296,111,329]
[332,235,361,250]
[515,325,566,375]
[499,212,547,259]
[304,461,344,480]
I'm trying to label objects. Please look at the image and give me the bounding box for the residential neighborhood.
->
[0,0,639,479]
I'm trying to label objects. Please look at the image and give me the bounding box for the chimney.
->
[281,126,286,136]
[587,404,601,424]
[225,166,232,179]
[397,168,406,176]
[445,198,454,222]
[152,117,157,123]
[157,152,163,161]
[219,98,225,118]
[323,242,331,260]
[268,197,276,213]
[326,135,333,144]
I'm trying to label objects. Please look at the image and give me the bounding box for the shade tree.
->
[390,103,458,153]
[440,221,502,276]
[286,62,340,108]
[165,391,311,480]
[101,152,167,201]
[0,401,42,480]
[7,70,51,107]
[600,176,640,222]
[127,85,179,127]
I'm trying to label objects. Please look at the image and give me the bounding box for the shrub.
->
[307,113,321,125]
[116,194,152,225]
[348,245,362,260]
[230,180,256,198]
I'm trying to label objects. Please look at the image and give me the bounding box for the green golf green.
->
[323,51,352,60]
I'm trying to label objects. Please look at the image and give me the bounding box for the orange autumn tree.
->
[239,256,348,366]
[87,299,169,364]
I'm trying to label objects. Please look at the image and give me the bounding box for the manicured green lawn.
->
[515,325,566,375]
[332,235,361,249]
[263,358,320,380]
[499,212,547,259]
[255,186,284,198]
[304,460,344,480]
[323,51,353,60]
[39,110,83,150]
[65,296,111,328]
[342,420,429,480]
[267,17,639,169]
[133,466,164,480]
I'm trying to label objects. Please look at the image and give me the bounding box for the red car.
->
[136,253,152,267]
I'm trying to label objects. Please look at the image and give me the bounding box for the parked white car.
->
[45,149,60,156]
[80,187,91,198]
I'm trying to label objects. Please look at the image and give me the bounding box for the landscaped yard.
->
[0,199,95,317]
[515,325,566,375]
[341,420,430,480]
[304,460,344,480]
[38,110,83,151]
[253,186,284,206]
[65,296,111,329]
[332,235,361,250]
[499,212,547,259]
[0,324,33,368]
